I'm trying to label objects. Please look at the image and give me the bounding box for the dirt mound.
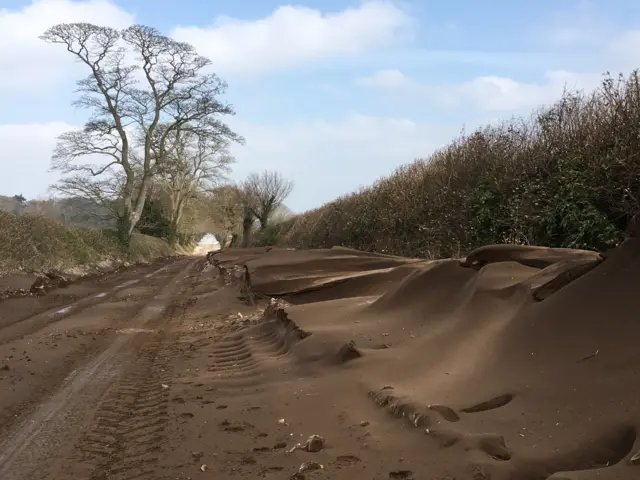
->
[206,240,640,479]
[208,246,277,266]
[461,244,603,269]
[245,248,419,299]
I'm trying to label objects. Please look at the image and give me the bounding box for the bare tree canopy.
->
[40,22,243,243]
[242,170,294,230]
[205,184,245,247]
[269,204,295,225]
[157,128,235,239]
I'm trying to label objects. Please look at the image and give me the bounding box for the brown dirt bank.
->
[1,241,637,480]
[198,241,639,479]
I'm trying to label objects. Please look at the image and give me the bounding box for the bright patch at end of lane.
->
[49,305,73,317]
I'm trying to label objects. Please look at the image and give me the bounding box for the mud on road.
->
[0,252,404,480]
[0,257,198,479]
[2,243,640,480]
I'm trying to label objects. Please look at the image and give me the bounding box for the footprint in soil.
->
[335,455,361,467]
[219,419,254,432]
[460,393,514,414]
[264,466,283,472]
[389,471,414,479]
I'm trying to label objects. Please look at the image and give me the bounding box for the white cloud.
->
[357,68,408,87]
[171,1,411,74]
[0,115,455,210]
[606,30,640,72]
[227,114,456,211]
[539,21,640,76]
[438,70,602,112]
[2,0,410,88]
[0,0,133,90]
[546,26,598,48]
[355,12,640,115]
[0,122,75,198]
[5,1,638,214]
[359,68,602,112]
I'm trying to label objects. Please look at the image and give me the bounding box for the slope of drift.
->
[157,254,445,479]
[224,243,639,479]
[211,246,423,303]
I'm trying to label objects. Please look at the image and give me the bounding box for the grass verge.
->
[0,210,176,276]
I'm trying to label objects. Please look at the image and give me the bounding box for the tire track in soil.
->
[58,326,174,480]
[0,261,187,447]
[0,258,198,480]
[0,262,175,347]
[205,307,310,393]
[51,266,202,480]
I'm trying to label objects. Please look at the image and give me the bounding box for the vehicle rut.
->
[0,258,197,480]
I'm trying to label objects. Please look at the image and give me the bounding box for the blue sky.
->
[1,0,639,212]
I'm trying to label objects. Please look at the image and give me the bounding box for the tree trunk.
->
[241,213,253,247]
[127,179,151,237]
[116,175,135,247]
[116,213,133,247]
[229,233,239,248]
[168,219,180,246]
[163,192,186,247]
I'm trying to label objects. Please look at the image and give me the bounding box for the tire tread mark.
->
[56,279,198,480]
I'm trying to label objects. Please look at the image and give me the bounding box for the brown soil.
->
[0,242,638,480]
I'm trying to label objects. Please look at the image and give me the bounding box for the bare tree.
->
[269,204,295,225]
[41,23,243,244]
[240,204,255,247]
[242,170,294,230]
[11,194,26,214]
[157,129,235,241]
[205,184,244,247]
[53,171,126,221]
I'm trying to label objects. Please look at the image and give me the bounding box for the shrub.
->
[0,210,174,274]
[269,72,640,258]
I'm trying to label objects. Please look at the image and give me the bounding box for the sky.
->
[1,0,639,212]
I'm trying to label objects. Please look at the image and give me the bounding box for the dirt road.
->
[1,244,639,480]
[0,253,422,480]
[0,257,198,479]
